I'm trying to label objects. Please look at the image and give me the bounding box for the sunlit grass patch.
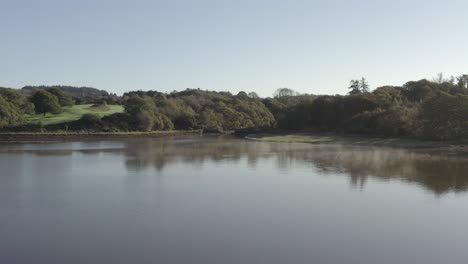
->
[25,104,124,125]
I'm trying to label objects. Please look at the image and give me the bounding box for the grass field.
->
[25,104,124,125]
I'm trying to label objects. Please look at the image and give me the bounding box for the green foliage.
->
[265,87,415,137]
[0,96,23,127]
[75,114,103,130]
[268,93,379,131]
[158,98,198,129]
[121,89,275,131]
[23,85,108,96]
[248,92,259,99]
[402,79,467,102]
[88,103,110,112]
[124,96,174,131]
[374,106,418,136]
[418,93,468,140]
[360,77,370,93]
[7,76,468,140]
[46,87,74,106]
[0,87,34,127]
[100,113,134,132]
[343,106,417,136]
[236,91,249,99]
[22,86,125,105]
[348,80,361,94]
[30,90,63,115]
[307,96,340,130]
[373,86,404,106]
[262,98,286,113]
[0,87,35,115]
[200,109,222,130]
[80,113,102,123]
[274,88,297,98]
[25,104,123,125]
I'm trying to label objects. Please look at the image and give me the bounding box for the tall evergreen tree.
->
[360,77,370,93]
[348,80,361,94]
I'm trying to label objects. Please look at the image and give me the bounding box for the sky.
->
[1,0,468,97]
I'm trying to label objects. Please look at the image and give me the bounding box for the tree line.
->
[2,75,468,141]
[265,75,468,140]
[59,89,275,132]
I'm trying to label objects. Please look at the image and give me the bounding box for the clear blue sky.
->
[1,0,467,96]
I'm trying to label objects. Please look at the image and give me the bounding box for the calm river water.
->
[1,136,468,264]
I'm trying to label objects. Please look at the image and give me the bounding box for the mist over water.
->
[1,136,468,263]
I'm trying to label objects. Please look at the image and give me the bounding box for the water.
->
[1,136,468,264]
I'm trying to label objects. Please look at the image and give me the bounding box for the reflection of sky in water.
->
[119,137,468,196]
[0,140,126,151]
[2,136,468,264]
[1,136,468,195]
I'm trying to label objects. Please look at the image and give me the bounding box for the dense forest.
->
[21,85,120,104]
[2,74,468,141]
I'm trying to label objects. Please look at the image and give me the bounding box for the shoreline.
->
[2,130,468,156]
[248,132,468,155]
[0,130,202,143]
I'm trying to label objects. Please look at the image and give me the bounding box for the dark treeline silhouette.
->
[2,74,468,140]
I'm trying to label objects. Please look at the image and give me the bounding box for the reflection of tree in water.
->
[124,136,271,171]
[124,137,468,195]
[276,144,468,195]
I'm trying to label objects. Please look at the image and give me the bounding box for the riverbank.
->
[0,130,202,143]
[248,133,468,155]
[3,130,468,156]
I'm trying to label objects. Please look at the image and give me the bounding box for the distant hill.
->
[21,85,109,98]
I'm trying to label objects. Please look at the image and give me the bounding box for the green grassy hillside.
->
[26,104,124,125]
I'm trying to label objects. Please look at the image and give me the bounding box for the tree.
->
[432,72,447,84]
[236,91,249,99]
[30,90,62,115]
[200,109,222,129]
[274,88,296,98]
[360,77,370,93]
[248,92,259,99]
[418,93,468,140]
[0,95,24,127]
[373,86,404,106]
[449,75,456,85]
[124,96,173,131]
[348,80,361,94]
[457,74,468,89]
[46,88,74,106]
[403,80,435,102]
[0,87,35,115]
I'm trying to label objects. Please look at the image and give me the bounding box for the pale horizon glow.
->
[1,0,468,96]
